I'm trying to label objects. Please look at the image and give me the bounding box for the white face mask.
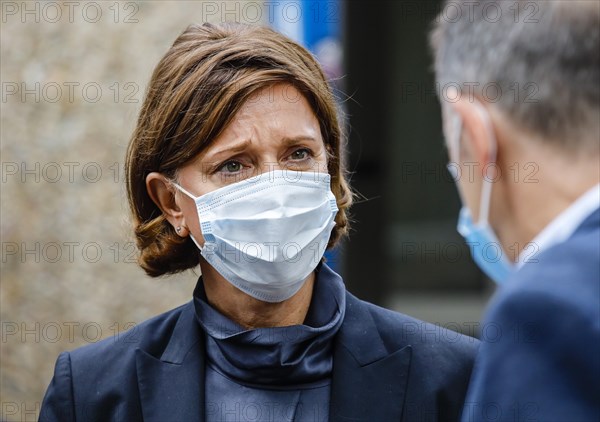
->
[173,170,338,303]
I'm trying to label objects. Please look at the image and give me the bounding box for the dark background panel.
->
[343,0,485,305]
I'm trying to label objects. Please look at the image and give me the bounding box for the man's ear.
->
[146,172,185,229]
[452,97,496,175]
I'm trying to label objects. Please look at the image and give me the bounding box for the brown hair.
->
[125,22,353,277]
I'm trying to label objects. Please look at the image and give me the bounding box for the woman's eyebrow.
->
[280,136,319,146]
[205,136,319,160]
[204,139,253,160]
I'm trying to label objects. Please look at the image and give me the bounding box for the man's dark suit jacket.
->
[40,286,479,421]
[462,208,600,422]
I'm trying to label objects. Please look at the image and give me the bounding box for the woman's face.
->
[174,82,329,246]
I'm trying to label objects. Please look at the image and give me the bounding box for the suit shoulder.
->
[481,231,599,356]
[67,301,191,366]
[352,295,479,359]
[500,230,599,316]
[522,220,598,283]
[350,295,479,414]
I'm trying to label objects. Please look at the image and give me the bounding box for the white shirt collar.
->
[517,183,600,268]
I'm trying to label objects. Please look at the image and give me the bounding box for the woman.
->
[41,23,478,422]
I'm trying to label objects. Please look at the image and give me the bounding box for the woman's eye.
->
[290,149,310,160]
[220,161,242,173]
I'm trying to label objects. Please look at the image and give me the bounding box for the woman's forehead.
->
[238,83,314,117]
[201,84,323,155]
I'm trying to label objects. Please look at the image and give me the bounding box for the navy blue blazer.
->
[40,280,479,422]
[462,208,600,422]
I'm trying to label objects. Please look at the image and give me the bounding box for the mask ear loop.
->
[188,234,204,252]
[471,100,498,226]
[170,181,198,201]
[169,180,204,251]
[445,107,463,184]
[450,112,463,166]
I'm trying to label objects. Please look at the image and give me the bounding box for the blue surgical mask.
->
[447,105,515,284]
[456,207,514,284]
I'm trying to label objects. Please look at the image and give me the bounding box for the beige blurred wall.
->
[1,1,268,419]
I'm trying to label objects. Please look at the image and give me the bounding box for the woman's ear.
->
[146,172,186,231]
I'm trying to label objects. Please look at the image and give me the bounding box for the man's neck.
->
[497,146,599,260]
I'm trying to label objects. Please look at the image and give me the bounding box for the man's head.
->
[430,1,599,265]
[431,0,599,150]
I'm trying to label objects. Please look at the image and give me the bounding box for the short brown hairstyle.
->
[125,22,352,277]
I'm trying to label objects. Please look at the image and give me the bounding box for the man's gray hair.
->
[430,0,599,152]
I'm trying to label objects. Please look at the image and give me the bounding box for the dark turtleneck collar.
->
[193,263,346,387]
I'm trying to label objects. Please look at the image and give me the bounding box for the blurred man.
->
[430,1,599,420]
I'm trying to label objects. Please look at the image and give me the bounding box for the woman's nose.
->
[256,160,285,174]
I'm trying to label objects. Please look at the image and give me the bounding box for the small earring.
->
[176,226,182,233]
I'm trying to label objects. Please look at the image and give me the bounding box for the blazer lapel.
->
[136,302,206,422]
[330,293,412,422]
